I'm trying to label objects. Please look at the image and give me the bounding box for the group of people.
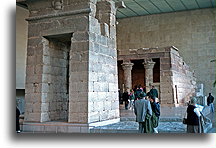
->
[121,85,158,110]
[120,84,215,133]
[121,85,160,133]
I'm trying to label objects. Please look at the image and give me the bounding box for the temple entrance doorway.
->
[118,58,160,93]
[43,33,72,122]
[131,59,145,91]
[152,58,160,83]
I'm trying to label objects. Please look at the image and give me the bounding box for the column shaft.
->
[121,62,134,91]
[143,60,155,93]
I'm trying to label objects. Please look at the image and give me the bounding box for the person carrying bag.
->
[186,97,202,133]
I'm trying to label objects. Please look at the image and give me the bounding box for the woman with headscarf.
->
[186,97,201,133]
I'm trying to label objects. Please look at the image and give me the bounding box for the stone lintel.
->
[118,51,167,61]
[26,8,91,21]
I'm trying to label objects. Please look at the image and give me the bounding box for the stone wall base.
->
[22,118,120,133]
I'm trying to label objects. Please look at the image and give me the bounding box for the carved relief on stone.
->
[52,0,63,10]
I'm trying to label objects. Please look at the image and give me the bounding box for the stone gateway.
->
[22,0,125,133]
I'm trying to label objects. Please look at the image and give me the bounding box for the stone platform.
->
[22,118,120,133]
[20,104,214,133]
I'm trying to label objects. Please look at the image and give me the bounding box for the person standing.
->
[134,93,153,133]
[186,97,201,133]
[16,107,21,133]
[122,90,129,110]
[207,93,214,113]
[149,96,160,133]
[129,89,135,110]
[118,89,123,104]
[148,85,158,98]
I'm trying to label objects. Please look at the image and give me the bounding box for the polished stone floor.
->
[90,104,215,133]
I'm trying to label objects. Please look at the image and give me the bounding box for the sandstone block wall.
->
[24,0,119,124]
[87,0,119,123]
[170,48,196,104]
[117,8,216,96]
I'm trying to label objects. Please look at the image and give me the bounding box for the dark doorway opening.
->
[131,59,145,92]
[152,58,160,83]
[117,60,124,91]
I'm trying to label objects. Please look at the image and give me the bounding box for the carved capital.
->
[143,60,155,69]
[121,62,134,71]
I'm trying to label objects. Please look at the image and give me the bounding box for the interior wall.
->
[16,6,28,89]
[117,8,216,96]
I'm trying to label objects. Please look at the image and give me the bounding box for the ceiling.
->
[17,0,215,19]
[115,0,215,18]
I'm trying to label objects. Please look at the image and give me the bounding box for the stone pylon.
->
[23,0,125,129]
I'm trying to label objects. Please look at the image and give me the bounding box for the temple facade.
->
[118,46,196,106]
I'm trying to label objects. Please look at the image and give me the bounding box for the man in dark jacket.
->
[149,85,158,98]
[122,91,129,110]
[149,96,160,133]
[207,93,214,113]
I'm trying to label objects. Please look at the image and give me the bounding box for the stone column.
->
[143,60,155,93]
[121,62,134,91]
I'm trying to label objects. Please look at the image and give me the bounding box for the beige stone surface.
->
[117,8,216,96]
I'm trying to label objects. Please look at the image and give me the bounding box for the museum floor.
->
[90,104,215,133]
